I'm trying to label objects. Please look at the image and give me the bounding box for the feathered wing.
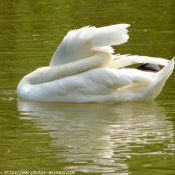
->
[112,55,170,68]
[36,67,154,102]
[79,58,174,102]
[49,24,130,66]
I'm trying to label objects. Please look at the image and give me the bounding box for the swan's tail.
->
[155,57,174,83]
[146,57,174,100]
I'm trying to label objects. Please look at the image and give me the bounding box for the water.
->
[0,0,175,174]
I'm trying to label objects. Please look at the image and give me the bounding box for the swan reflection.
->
[17,100,174,174]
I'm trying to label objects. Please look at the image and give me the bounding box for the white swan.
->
[17,24,174,103]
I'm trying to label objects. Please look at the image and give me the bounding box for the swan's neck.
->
[23,52,111,84]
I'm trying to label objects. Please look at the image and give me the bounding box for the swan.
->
[17,24,174,103]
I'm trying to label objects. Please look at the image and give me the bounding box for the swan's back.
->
[49,24,130,66]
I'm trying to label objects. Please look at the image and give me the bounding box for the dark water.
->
[0,0,175,174]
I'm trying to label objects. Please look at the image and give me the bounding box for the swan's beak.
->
[137,63,160,72]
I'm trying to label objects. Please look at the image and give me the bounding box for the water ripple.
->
[17,100,174,174]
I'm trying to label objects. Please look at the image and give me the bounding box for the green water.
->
[0,0,175,174]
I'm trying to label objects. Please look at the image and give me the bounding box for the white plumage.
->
[17,24,174,103]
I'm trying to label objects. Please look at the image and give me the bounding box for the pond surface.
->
[0,0,175,175]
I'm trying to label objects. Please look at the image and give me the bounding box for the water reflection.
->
[17,100,174,174]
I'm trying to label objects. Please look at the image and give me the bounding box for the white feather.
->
[49,24,129,66]
[112,55,170,68]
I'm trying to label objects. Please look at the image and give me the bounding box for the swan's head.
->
[137,63,160,72]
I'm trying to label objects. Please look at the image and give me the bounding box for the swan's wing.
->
[112,55,170,68]
[53,66,174,103]
[52,68,154,97]
[49,24,130,66]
